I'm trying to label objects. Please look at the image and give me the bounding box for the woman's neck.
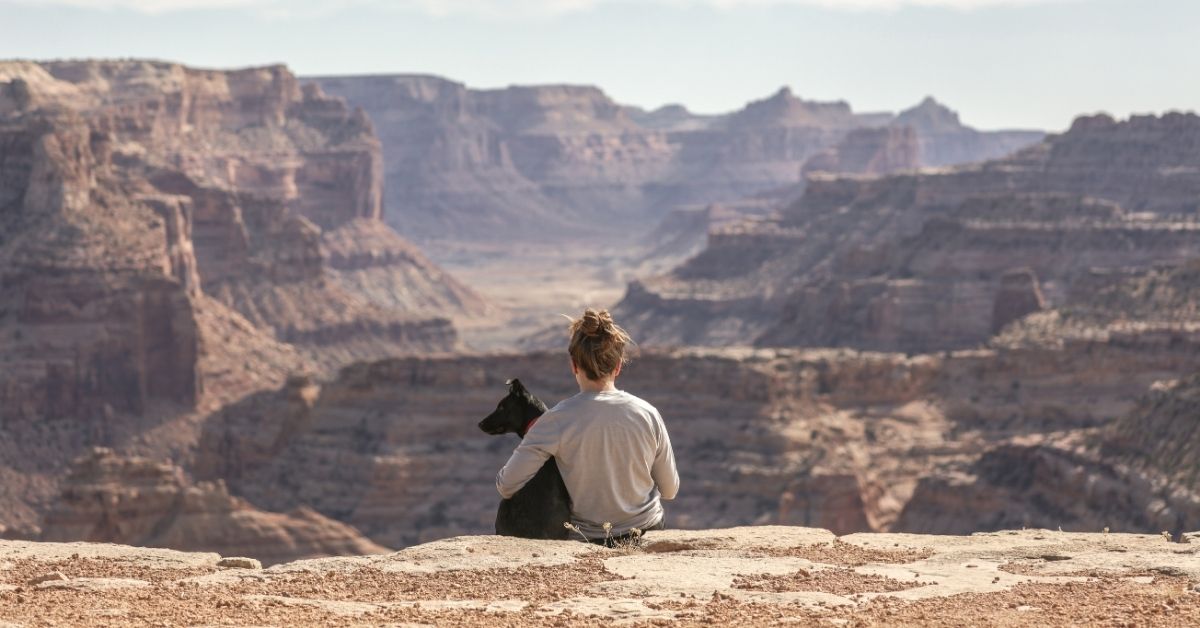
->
[578,378,618,393]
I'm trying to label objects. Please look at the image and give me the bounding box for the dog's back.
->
[495,458,571,539]
[478,379,572,540]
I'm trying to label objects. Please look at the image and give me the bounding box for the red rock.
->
[0,59,486,536]
[314,77,1039,241]
[191,332,1200,545]
[619,112,1200,352]
[39,448,389,565]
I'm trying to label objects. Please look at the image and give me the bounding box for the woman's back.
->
[494,307,679,539]
[532,390,677,537]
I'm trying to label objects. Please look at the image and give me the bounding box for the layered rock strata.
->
[37,448,388,565]
[801,126,921,177]
[195,323,1200,547]
[313,77,1041,241]
[0,59,484,534]
[619,113,1200,352]
[0,60,481,414]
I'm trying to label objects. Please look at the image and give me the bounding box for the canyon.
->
[3,57,1200,577]
[0,59,486,545]
[314,74,1043,345]
[37,447,388,565]
[190,324,1200,548]
[314,76,1041,244]
[618,112,1200,353]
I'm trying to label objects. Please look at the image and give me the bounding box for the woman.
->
[495,308,679,545]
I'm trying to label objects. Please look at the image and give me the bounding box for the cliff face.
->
[313,77,1041,241]
[801,126,921,177]
[893,96,1044,168]
[0,59,486,534]
[1110,372,1200,487]
[894,369,1200,537]
[0,61,481,407]
[193,323,1200,547]
[37,448,388,565]
[0,112,204,421]
[618,113,1200,352]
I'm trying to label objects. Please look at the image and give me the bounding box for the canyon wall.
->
[0,60,486,534]
[37,447,388,565]
[5,59,1195,564]
[618,113,1200,352]
[313,76,1042,241]
[194,321,1200,547]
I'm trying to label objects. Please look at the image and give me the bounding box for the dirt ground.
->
[5,526,1200,627]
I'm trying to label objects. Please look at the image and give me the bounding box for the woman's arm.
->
[651,413,680,500]
[495,422,558,498]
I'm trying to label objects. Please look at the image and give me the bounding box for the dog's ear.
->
[506,378,526,394]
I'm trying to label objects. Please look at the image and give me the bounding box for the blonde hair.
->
[568,308,632,381]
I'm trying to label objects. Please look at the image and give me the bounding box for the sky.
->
[0,0,1196,131]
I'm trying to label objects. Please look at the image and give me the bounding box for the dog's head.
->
[478,378,548,438]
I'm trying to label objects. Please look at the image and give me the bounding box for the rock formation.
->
[619,113,1200,352]
[194,310,1200,546]
[37,448,388,565]
[801,126,921,177]
[313,76,1042,241]
[892,371,1200,536]
[0,59,486,536]
[6,60,1197,573]
[893,96,1044,167]
[0,60,483,408]
[7,526,1200,625]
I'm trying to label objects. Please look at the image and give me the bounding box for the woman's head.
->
[567,308,631,382]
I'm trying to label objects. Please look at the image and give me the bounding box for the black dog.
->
[478,379,572,539]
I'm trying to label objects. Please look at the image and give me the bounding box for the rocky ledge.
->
[3,526,1200,626]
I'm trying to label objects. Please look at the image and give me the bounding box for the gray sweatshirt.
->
[495,389,679,537]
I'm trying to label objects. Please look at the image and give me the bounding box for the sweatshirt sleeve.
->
[495,419,559,499]
[651,412,680,500]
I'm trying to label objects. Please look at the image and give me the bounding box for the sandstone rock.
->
[0,538,220,567]
[1111,371,1200,485]
[5,528,1200,626]
[26,571,67,585]
[194,335,1200,545]
[0,59,487,534]
[893,96,1044,167]
[37,448,389,565]
[991,268,1047,333]
[36,577,150,591]
[217,557,262,570]
[619,112,1200,353]
[802,126,921,177]
[314,77,1040,242]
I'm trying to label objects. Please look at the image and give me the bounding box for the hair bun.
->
[578,308,613,338]
[567,308,633,381]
